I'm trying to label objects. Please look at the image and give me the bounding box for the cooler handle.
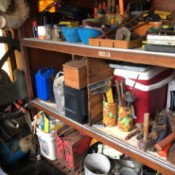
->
[125,71,175,92]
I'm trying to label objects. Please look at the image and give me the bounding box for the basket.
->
[61,27,80,43]
[77,27,102,45]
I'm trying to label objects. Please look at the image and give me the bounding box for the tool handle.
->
[115,80,122,106]
[143,113,150,141]
[158,142,172,157]
[155,132,175,151]
[119,0,124,14]
[125,129,138,140]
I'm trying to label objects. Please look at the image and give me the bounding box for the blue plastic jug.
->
[35,67,55,100]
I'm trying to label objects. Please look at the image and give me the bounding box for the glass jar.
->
[52,24,62,41]
[45,24,52,40]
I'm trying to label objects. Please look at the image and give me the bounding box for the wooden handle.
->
[143,113,150,142]
[158,142,172,157]
[155,132,175,151]
[115,80,122,106]
[119,0,124,14]
[125,129,138,140]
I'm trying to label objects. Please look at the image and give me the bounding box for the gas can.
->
[35,67,55,100]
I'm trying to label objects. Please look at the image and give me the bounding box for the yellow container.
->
[103,101,117,127]
[59,21,79,27]
[118,106,134,132]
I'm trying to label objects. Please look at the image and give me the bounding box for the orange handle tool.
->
[158,142,172,157]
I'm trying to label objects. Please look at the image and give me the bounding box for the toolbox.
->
[63,59,87,90]
[114,66,175,123]
[56,126,91,172]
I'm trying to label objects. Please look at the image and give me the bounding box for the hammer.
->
[138,113,155,151]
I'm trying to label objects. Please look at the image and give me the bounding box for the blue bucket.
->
[61,27,80,43]
[77,28,102,45]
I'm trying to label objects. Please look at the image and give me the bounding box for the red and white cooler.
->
[114,67,175,123]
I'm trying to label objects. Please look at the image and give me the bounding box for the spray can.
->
[32,21,38,38]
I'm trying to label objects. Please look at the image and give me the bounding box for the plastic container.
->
[35,67,55,101]
[114,67,175,123]
[114,67,173,85]
[36,128,57,160]
[53,72,65,114]
[61,27,80,43]
[77,27,102,45]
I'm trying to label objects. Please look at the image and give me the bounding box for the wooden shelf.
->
[31,99,175,175]
[22,38,175,68]
[22,38,175,175]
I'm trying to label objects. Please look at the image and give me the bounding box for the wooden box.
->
[56,126,91,173]
[63,59,87,89]
[89,38,142,49]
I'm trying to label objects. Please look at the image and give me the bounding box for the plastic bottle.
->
[32,21,38,38]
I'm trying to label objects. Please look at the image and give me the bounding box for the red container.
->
[114,67,175,123]
[56,126,91,172]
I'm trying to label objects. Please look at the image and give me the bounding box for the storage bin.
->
[64,84,88,124]
[114,67,175,123]
[36,128,57,160]
[63,59,87,90]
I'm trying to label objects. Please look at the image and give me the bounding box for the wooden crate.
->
[63,59,87,89]
[89,38,142,49]
[56,126,91,173]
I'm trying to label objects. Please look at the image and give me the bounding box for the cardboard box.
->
[63,59,87,89]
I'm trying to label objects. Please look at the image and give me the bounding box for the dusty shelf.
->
[31,99,175,175]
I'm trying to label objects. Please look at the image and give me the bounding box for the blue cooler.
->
[35,67,55,100]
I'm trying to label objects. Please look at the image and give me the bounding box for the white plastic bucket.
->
[36,128,57,160]
[84,153,111,175]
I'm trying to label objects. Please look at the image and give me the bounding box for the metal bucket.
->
[84,153,111,175]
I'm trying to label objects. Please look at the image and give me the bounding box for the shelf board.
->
[31,99,175,175]
[22,38,175,68]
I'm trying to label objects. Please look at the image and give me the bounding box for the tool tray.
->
[89,37,143,49]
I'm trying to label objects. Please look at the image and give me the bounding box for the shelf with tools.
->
[31,98,175,175]
[22,38,175,175]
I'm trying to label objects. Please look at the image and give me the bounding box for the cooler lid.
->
[114,66,167,80]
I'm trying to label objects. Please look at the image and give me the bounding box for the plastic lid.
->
[32,21,37,26]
